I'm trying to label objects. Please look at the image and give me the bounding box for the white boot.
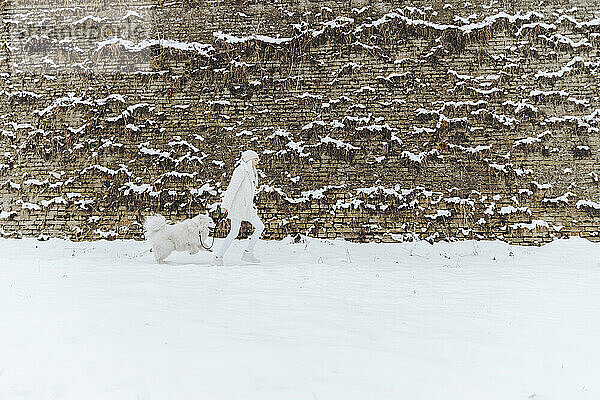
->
[210,255,224,266]
[241,250,260,264]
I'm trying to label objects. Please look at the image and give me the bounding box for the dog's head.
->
[190,214,215,240]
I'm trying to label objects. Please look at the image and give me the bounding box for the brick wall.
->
[2,0,600,244]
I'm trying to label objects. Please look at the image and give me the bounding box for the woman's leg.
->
[216,218,242,258]
[246,214,265,252]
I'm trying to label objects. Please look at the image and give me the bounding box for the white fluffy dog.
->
[143,214,214,263]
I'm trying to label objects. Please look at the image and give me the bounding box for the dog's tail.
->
[143,214,167,239]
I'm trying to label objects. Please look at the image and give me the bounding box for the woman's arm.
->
[221,167,244,211]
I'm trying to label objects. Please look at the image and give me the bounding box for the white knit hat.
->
[241,149,259,162]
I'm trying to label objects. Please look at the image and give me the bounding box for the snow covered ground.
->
[1,236,599,400]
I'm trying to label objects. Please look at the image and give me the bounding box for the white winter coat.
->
[221,162,258,220]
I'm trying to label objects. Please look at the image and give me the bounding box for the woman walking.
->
[211,150,265,266]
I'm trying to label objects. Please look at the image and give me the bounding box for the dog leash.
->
[200,210,228,251]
